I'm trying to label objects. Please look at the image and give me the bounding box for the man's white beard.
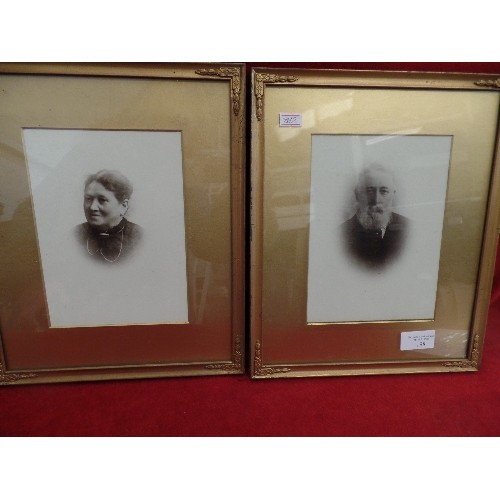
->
[356,206,392,230]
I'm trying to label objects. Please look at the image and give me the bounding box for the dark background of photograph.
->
[1,62,500,437]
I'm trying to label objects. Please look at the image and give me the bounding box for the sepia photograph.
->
[23,128,189,328]
[307,134,452,324]
[74,169,144,264]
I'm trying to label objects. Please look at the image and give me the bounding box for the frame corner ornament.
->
[204,335,243,372]
[254,72,299,121]
[254,340,291,377]
[195,67,242,116]
[442,334,481,369]
[474,78,500,89]
[0,361,38,384]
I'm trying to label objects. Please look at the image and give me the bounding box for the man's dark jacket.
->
[341,212,409,269]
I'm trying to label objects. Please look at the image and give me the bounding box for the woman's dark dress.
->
[74,218,142,263]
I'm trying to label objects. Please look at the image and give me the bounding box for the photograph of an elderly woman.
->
[74,170,143,263]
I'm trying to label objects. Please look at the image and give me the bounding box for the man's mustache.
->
[367,206,385,214]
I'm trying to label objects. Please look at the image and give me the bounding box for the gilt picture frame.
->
[250,68,500,378]
[0,62,245,384]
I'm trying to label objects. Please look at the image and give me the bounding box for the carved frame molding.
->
[253,341,291,377]
[204,335,244,373]
[0,361,38,384]
[474,78,500,89]
[254,72,299,121]
[195,67,242,116]
[442,334,481,369]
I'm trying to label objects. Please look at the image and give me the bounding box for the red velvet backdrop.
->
[1,62,499,437]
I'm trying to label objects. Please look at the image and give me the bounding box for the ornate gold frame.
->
[250,68,500,378]
[0,63,245,384]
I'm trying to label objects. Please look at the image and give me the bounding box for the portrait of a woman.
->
[74,169,143,264]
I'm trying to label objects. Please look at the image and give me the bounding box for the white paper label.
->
[279,113,302,127]
[400,330,435,350]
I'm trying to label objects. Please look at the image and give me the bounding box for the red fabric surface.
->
[1,62,500,436]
